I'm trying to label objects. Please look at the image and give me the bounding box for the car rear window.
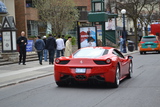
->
[73,48,108,58]
[141,36,157,42]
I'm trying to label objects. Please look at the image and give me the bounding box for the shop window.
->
[26,1,33,7]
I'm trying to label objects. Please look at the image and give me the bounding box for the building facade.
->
[0,0,15,18]
[0,0,95,38]
[15,0,39,37]
[0,0,15,28]
[14,0,92,38]
[0,0,39,38]
[0,0,127,39]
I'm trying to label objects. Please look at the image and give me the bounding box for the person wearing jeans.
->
[43,36,48,62]
[56,35,65,58]
[46,34,57,65]
[37,50,43,65]
[48,49,55,64]
[43,49,48,61]
[34,36,45,65]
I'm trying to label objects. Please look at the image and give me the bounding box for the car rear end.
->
[139,36,160,54]
[54,58,115,82]
[54,47,116,84]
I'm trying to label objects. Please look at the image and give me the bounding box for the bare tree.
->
[115,0,159,50]
[33,0,79,35]
[139,1,159,35]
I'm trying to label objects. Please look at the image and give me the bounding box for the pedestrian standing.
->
[61,35,66,55]
[54,35,57,57]
[46,34,57,65]
[65,36,72,57]
[119,36,123,52]
[56,35,65,58]
[43,36,48,62]
[17,31,27,65]
[34,36,45,65]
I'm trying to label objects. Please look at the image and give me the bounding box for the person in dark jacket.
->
[17,31,27,65]
[62,35,67,45]
[46,34,57,64]
[34,36,45,65]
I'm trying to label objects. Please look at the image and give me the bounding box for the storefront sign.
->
[26,40,33,52]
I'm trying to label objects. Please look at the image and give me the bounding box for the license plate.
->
[147,45,151,47]
[75,68,86,73]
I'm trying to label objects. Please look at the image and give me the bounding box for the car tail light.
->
[55,58,70,64]
[140,41,145,44]
[55,58,60,64]
[154,41,159,43]
[106,58,112,64]
[94,59,112,65]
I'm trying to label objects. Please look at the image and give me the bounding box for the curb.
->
[124,51,138,56]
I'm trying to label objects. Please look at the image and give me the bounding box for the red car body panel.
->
[54,47,132,84]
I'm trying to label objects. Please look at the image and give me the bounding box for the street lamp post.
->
[121,9,127,53]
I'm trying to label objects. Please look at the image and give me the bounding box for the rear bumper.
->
[54,65,116,83]
[139,47,160,51]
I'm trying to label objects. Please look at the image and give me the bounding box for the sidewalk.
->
[0,61,54,88]
[0,50,138,88]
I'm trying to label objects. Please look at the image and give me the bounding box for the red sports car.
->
[54,47,133,88]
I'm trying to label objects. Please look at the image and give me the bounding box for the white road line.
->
[0,65,53,78]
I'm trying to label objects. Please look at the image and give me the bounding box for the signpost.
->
[1,16,17,52]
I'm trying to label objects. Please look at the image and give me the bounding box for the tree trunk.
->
[133,19,138,50]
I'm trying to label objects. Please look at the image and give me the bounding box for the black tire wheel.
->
[111,65,120,88]
[140,51,143,54]
[127,62,133,79]
[56,81,69,87]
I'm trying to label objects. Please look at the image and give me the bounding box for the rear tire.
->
[127,62,133,79]
[111,65,120,88]
[140,51,143,54]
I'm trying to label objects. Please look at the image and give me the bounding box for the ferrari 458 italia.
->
[54,47,133,88]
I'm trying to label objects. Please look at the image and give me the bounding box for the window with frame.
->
[26,0,33,7]
[77,6,87,11]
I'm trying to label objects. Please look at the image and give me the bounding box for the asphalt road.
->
[0,52,160,107]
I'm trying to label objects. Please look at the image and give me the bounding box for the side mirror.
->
[128,56,133,59]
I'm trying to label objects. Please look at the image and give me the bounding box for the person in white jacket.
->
[56,35,65,58]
